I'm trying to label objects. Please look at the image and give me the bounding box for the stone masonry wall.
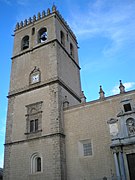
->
[64,91,135,180]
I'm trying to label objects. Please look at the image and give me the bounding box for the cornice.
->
[8,77,81,102]
[4,132,65,146]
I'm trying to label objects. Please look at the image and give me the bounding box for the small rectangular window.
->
[124,103,132,112]
[78,139,93,157]
[83,142,92,156]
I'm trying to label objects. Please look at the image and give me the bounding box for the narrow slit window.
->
[60,31,65,46]
[70,43,74,57]
[32,27,35,35]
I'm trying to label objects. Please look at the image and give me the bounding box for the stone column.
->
[113,152,121,180]
[119,152,126,180]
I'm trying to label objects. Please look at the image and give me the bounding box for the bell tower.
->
[4,5,82,180]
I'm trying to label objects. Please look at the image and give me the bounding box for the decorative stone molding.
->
[63,96,69,108]
[107,118,118,124]
[80,91,86,103]
[126,118,135,136]
[25,101,43,139]
[119,80,125,94]
[107,118,119,137]
[29,66,41,85]
[99,85,105,100]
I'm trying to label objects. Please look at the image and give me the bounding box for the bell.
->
[23,41,29,49]
[40,32,47,41]
[41,35,47,41]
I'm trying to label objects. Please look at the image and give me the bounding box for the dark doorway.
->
[127,153,135,180]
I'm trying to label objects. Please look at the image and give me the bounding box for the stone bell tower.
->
[4,5,82,180]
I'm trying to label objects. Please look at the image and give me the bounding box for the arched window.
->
[126,118,135,136]
[38,27,47,43]
[21,35,29,50]
[60,31,65,46]
[70,43,74,57]
[31,153,42,173]
[36,157,41,172]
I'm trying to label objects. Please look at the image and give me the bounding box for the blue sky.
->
[0,0,135,168]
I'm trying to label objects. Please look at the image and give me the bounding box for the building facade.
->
[4,6,135,180]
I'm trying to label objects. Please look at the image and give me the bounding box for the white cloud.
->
[68,0,135,56]
[111,82,135,95]
[124,82,135,90]
[111,85,120,95]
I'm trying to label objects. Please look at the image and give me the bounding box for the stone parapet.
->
[15,5,77,42]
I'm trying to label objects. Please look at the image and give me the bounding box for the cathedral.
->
[3,5,135,180]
